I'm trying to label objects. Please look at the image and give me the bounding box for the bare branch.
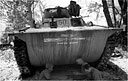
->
[0,0,13,9]
[39,0,46,9]
[16,10,30,24]
[32,0,38,10]
[31,0,35,5]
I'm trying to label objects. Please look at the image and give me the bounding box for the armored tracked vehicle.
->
[7,1,122,79]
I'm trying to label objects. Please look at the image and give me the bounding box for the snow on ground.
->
[0,18,7,32]
[0,19,7,44]
[110,57,128,75]
[110,47,128,75]
[0,49,20,81]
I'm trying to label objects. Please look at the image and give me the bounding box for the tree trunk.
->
[102,0,113,27]
[26,0,34,28]
[112,0,116,27]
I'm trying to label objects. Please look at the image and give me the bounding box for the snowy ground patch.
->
[0,49,21,81]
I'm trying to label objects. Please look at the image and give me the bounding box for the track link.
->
[13,36,34,78]
[96,32,127,80]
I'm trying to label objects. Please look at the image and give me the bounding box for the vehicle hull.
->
[11,27,121,66]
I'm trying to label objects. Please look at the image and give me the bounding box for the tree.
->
[0,0,46,30]
[12,0,35,29]
[102,0,113,27]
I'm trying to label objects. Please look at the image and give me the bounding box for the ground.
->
[0,45,127,80]
[0,49,20,81]
[110,46,128,75]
